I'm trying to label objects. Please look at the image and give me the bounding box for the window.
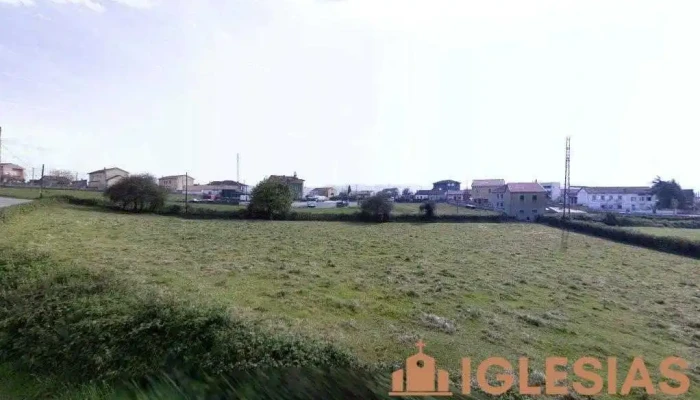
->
[617,204,622,209]
[532,209,538,214]
[532,195,537,201]
[647,196,652,201]
[631,197,636,201]
[519,209,524,213]
[618,195,622,200]
[608,195,613,200]
[488,189,492,193]
[519,195,525,201]
[601,205,606,209]
[592,195,597,200]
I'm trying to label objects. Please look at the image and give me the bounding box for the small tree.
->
[360,193,393,222]
[419,201,437,220]
[248,178,294,219]
[104,174,168,212]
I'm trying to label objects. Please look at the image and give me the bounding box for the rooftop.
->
[0,163,23,170]
[160,175,195,180]
[88,167,128,175]
[507,182,547,193]
[269,174,304,183]
[582,186,652,195]
[491,185,507,194]
[472,179,505,187]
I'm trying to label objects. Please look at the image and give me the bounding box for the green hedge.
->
[569,212,700,229]
[56,195,507,223]
[539,216,700,259]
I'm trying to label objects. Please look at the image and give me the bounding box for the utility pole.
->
[562,136,571,220]
[185,172,189,214]
[237,153,240,183]
[39,164,45,198]
[0,126,3,183]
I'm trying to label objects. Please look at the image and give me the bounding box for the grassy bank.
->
[0,204,697,398]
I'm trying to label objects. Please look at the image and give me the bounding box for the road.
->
[0,197,32,208]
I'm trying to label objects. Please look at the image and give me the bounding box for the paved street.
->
[0,197,32,208]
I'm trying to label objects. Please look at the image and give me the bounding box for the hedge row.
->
[56,195,507,223]
[539,216,700,259]
[569,212,700,229]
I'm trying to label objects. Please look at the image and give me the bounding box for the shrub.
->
[247,178,294,219]
[419,201,437,219]
[360,194,393,222]
[104,175,168,212]
[602,212,619,226]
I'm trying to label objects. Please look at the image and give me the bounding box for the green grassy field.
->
[1,204,698,398]
[0,186,103,199]
[625,226,700,241]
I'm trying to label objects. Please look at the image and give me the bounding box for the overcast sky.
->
[1,0,699,189]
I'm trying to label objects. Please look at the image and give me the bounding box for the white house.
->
[539,182,561,201]
[577,187,656,213]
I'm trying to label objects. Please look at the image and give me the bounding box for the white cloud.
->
[0,0,36,6]
[49,0,105,12]
[110,0,155,8]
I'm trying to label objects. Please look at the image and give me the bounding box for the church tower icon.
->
[389,340,452,397]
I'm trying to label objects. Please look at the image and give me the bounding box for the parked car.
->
[307,201,317,208]
[336,201,349,208]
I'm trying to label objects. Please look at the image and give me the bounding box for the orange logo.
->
[389,340,452,397]
[389,341,691,397]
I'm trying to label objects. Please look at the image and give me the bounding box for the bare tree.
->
[49,169,75,180]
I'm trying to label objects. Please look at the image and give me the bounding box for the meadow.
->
[1,204,698,399]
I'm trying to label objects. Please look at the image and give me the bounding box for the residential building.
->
[158,175,195,192]
[352,190,375,200]
[191,185,241,199]
[269,173,305,200]
[471,179,505,206]
[432,180,461,192]
[208,180,248,191]
[380,188,400,198]
[445,190,464,202]
[71,179,88,189]
[576,187,656,213]
[309,187,336,198]
[88,167,129,190]
[488,185,508,212]
[502,182,547,221]
[563,187,582,205]
[539,182,561,201]
[0,163,25,183]
[31,175,71,187]
[414,190,444,201]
